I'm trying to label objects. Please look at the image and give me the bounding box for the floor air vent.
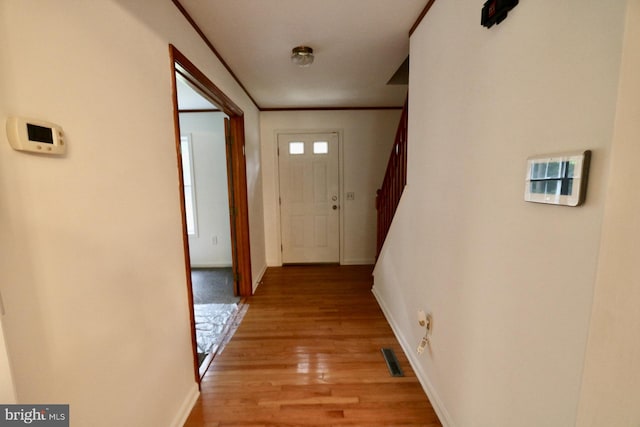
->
[381,348,404,377]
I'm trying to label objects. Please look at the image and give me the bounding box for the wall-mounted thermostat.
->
[6,117,66,155]
[525,150,591,207]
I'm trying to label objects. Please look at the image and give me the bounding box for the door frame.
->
[275,130,344,266]
[169,44,253,383]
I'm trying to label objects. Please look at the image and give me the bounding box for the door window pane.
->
[289,142,304,155]
[313,141,328,154]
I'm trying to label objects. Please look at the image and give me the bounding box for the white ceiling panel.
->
[177,0,426,109]
[176,75,217,110]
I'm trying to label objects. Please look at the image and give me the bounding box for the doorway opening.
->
[169,45,253,382]
[179,107,240,373]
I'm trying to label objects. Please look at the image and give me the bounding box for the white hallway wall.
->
[0,12,16,402]
[180,112,233,268]
[373,1,627,426]
[0,317,16,403]
[261,110,402,266]
[577,1,640,425]
[0,1,265,426]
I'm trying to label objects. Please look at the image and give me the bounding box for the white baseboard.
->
[372,286,455,427]
[253,264,267,293]
[169,383,200,427]
[341,258,375,265]
[191,263,233,269]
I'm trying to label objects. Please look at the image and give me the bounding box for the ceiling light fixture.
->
[291,46,314,67]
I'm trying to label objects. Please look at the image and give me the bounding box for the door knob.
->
[332,205,338,210]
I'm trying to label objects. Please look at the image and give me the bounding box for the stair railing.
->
[376,98,408,258]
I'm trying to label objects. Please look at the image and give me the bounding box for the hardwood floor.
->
[184,265,441,427]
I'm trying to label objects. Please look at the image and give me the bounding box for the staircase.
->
[376,98,408,257]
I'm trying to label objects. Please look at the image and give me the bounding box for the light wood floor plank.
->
[184,265,441,426]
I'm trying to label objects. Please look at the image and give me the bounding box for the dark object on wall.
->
[481,0,519,28]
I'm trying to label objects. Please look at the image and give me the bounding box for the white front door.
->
[278,133,340,263]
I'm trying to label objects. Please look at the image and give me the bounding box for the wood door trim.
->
[172,52,243,117]
[178,108,222,113]
[169,54,200,385]
[170,44,252,295]
[229,116,253,295]
[169,44,254,383]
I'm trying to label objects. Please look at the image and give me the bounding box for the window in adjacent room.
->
[180,135,198,235]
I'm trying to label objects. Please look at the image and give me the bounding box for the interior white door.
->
[278,133,340,263]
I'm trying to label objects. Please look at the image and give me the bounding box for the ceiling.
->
[177,0,427,109]
[176,74,217,110]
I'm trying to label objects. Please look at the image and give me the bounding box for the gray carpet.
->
[191,267,240,305]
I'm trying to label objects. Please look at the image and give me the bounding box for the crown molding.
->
[410,0,438,36]
[172,0,261,109]
[261,106,403,112]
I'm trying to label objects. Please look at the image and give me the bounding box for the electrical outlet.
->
[418,310,433,333]
[418,310,427,327]
[212,236,218,245]
[346,192,355,200]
